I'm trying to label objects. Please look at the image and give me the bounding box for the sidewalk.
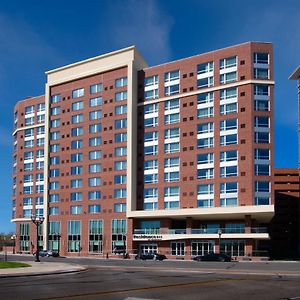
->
[0,261,86,278]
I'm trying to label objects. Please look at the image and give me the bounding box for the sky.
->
[0,0,299,233]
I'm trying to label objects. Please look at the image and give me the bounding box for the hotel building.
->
[12,42,275,258]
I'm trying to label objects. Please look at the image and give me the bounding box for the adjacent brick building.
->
[12,42,275,258]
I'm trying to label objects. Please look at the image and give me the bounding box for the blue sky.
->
[0,0,299,233]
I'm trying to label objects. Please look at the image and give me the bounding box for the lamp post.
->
[31,215,45,262]
[10,234,16,254]
[218,229,222,254]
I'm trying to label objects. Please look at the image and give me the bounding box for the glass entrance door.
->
[191,241,214,256]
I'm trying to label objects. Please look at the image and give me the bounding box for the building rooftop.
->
[289,65,300,80]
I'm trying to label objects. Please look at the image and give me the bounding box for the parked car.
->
[193,252,231,262]
[135,253,167,261]
[33,250,59,257]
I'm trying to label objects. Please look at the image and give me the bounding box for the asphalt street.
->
[1,255,300,300]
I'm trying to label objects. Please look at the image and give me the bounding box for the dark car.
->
[33,250,59,257]
[135,253,167,261]
[193,253,231,262]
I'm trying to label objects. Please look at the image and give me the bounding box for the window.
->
[197,122,213,134]
[254,85,269,96]
[115,119,127,129]
[71,140,83,149]
[50,106,61,116]
[220,198,238,207]
[71,166,83,175]
[23,186,33,195]
[254,53,269,64]
[197,61,213,74]
[164,142,179,154]
[197,153,213,164]
[24,162,33,171]
[37,103,45,112]
[89,164,101,173]
[220,119,237,131]
[254,68,269,79]
[115,91,127,101]
[72,101,84,111]
[115,77,127,87]
[197,92,213,104]
[71,127,83,136]
[70,192,83,201]
[114,161,127,171]
[72,88,84,98]
[164,128,179,139]
[144,145,158,156]
[68,220,81,252]
[50,144,60,153]
[51,94,61,103]
[115,132,127,143]
[254,100,269,111]
[71,179,83,188]
[144,117,158,127]
[220,166,237,177]
[70,205,82,215]
[197,77,214,89]
[49,194,59,203]
[197,168,213,179]
[36,197,44,205]
[23,174,33,183]
[144,188,158,199]
[23,209,32,217]
[90,83,102,94]
[89,137,102,147]
[24,140,34,148]
[89,191,101,200]
[164,84,180,96]
[220,150,237,162]
[164,171,179,182]
[89,124,102,133]
[49,207,59,215]
[255,164,270,176]
[197,184,214,195]
[255,197,270,205]
[49,182,60,190]
[114,175,127,184]
[145,75,158,86]
[220,88,237,100]
[255,132,269,144]
[144,103,158,114]
[114,203,126,212]
[37,114,45,123]
[144,160,158,170]
[71,153,83,162]
[50,156,60,165]
[197,137,213,149]
[164,157,179,168]
[164,113,180,125]
[254,116,269,128]
[220,182,237,193]
[36,173,44,182]
[49,169,60,177]
[36,138,44,147]
[145,89,158,100]
[114,189,126,198]
[164,187,179,197]
[255,181,270,193]
[36,161,44,170]
[197,107,213,119]
[72,114,83,124]
[220,134,237,146]
[115,147,127,156]
[220,72,237,84]
[90,97,102,107]
[88,205,101,214]
[24,151,34,160]
[50,119,61,128]
[144,131,158,142]
[89,151,102,160]
[115,105,127,115]
[89,177,101,187]
[36,126,45,135]
[165,99,179,110]
[89,110,102,120]
[254,149,270,160]
[144,172,158,184]
[220,56,237,69]
[25,105,34,115]
[25,128,34,137]
[164,70,179,82]
[220,103,237,115]
[25,117,34,126]
[171,242,185,256]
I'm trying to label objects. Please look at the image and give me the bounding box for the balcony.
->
[133,227,269,241]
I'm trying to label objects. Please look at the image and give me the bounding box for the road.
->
[1,255,300,300]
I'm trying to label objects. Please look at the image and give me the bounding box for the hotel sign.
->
[133,234,163,240]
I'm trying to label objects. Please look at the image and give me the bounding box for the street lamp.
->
[10,234,16,254]
[218,229,222,254]
[31,215,45,262]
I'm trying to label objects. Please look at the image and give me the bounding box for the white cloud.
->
[104,0,173,65]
